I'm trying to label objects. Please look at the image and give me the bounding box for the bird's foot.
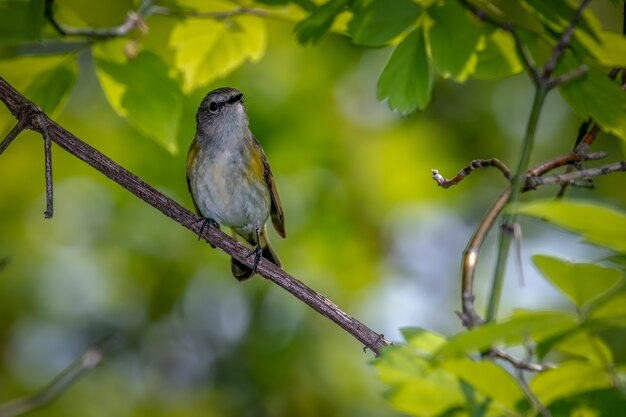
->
[245,245,263,273]
[197,217,220,247]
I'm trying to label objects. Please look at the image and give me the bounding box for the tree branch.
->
[526,161,626,189]
[0,336,114,417]
[44,0,153,39]
[432,158,512,189]
[0,76,390,356]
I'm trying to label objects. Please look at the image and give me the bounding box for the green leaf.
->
[170,15,266,93]
[401,327,447,356]
[0,0,44,41]
[374,344,431,386]
[383,370,465,417]
[552,330,614,365]
[436,310,578,357]
[549,389,626,417]
[377,27,432,113]
[348,0,420,47]
[474,0,544,33]
[533,255,623,308]
[94,44,183,154]
[0,56,77,134]
[531,361,613,406]
[473,28,524,79]
[514,200,626,253]
[294,0,350,45]
[441,359,525,410]
[426,0,482,81]
[590,293,626,327]
[521,0,600,41]
[557,57,626,141]
[576,30,626,67]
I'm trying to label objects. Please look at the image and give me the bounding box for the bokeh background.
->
[0,2,625,416]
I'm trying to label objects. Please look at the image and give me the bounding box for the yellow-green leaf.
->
[514,200,626,253]
[171,16,266,93]
[531,361,613,406]
[94,43,183,153]
[533,255,622,308]
[441,359,525,410]
[436,310,577,357]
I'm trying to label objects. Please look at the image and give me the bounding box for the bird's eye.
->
[208,101,218,113]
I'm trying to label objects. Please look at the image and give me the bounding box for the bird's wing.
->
[186,138,201,215]
[255,137,286,238]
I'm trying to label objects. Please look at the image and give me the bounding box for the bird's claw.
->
[245,245,263,273]
[197,217,220,247]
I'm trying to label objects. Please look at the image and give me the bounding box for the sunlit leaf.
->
[94,43,183,153]
[170,16,266,93]
[426,0,482,81]
[590,293,626,327]
[472,0,544,33]
[514,200,626,253]
[348,0,420,47]
[436,310,578,357]
[294,0,349,45]
[551,330,614,366]
[473,28,524,79]
[521,0,600,41]
[531,361,613,406]
[442,359,525,410]
[533,255,622,308]
[375,345,431,385]
[377,27,432,113]
[576,30,626,67]
[0,55,77,133]
[0,0,44,41]
[401,327,447,355]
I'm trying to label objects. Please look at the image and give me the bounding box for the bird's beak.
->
[227,93,243,104]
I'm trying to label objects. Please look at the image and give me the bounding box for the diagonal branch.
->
[0,76,390,356]
[0,336,115,417]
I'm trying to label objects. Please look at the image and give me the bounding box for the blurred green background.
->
[0,1,625,416]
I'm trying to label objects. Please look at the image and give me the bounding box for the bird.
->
[186,87,285,280]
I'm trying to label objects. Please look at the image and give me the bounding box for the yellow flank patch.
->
[249,146,265,182]
[186,139,199,175]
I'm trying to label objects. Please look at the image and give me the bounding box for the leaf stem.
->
[485,82,549,323]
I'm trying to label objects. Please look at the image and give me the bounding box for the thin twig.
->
[150,5,275,19]
[527,150,608,177]
[0,120,26,156]
[0,76,390,356]
[43,125,54,219]
[542,0,592,79]
[487,347,554,372]
[0,336,115,417]
[526,161,626,189]
[44,0,153,38]
[548,64,588,89]
[432,158,512,189]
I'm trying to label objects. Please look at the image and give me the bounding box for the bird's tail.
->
[231,226,281,281]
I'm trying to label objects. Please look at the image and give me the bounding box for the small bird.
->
[186,87,285,280]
